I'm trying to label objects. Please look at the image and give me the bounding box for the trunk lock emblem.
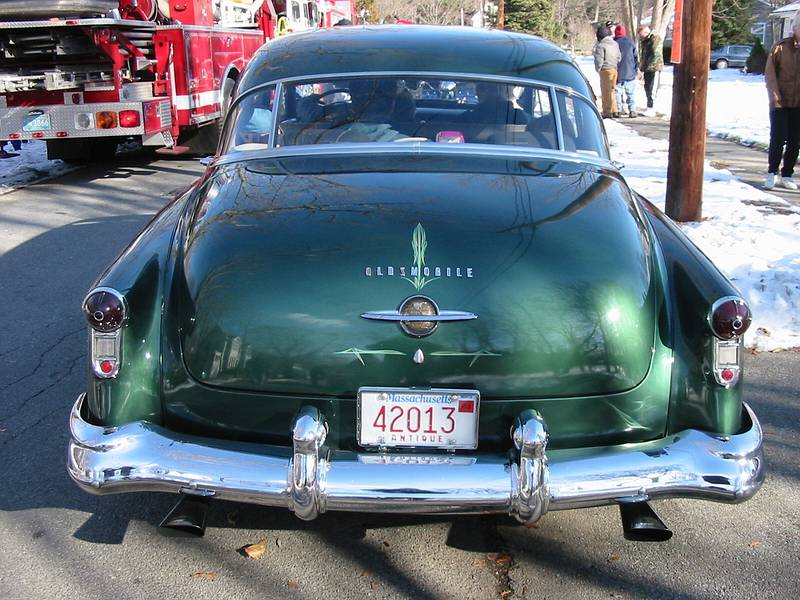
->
[399,295,439,337]
[360,295,478,338]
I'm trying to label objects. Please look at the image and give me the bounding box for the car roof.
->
[237,25,593,98]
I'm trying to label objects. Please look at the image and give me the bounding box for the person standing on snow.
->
[637,25,663,109]
[764,12,800,190]
[614,24,638,117]
[593,25,622,119]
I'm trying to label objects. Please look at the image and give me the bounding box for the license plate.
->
[358,387,479,449]
[22,112,51,132]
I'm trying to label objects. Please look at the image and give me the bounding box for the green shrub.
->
[746,39,767,74]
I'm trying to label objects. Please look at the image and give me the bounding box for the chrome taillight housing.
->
[83,288,126,332]
[83,287,126,379]
[709,296,752,340]
[708,296,751,387]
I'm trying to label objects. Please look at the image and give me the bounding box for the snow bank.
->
[575,56,771,147]
[605,119,800,351]
[0,141,75,196]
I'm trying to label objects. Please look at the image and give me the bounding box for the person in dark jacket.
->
[613,24,638,117]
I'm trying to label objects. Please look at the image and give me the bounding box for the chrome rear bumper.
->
[67,395,764,522]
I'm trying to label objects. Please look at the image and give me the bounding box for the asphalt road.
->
[0,156,798,600]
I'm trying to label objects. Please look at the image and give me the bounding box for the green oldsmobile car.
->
[67,26,763,540]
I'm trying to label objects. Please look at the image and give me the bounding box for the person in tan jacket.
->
[765,13,800,190]
[593,25,622,118]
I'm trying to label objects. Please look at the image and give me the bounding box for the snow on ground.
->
[604,119,800,351]
[0,141,75,196]
[576,56,771,147]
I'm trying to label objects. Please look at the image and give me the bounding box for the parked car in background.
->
[67,26,764,542]
[710,44,753,69]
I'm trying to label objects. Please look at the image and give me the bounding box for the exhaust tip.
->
[159,495,211,537]
[619,501,673,542]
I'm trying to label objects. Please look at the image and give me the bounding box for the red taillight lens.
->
[119,110,141,128]
[83,289,125,332]
[709,297,751,339]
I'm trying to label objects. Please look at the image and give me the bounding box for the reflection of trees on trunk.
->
[461,169,611,306]
[498,175,614,233]
[177,156,651,396]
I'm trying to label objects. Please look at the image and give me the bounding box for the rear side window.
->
[557,91,607,157]
[222,84,276,152]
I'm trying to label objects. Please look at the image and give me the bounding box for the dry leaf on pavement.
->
[190,572,217,580]
[287,580,300,589]
[488,554,512,565]
[242,539,268,560]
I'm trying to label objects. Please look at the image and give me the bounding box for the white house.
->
[770,1,800,44]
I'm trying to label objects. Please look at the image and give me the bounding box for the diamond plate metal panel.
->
[0,103,145,138]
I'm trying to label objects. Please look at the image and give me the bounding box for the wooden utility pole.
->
[498,0,505,29]
[665,0,712,222]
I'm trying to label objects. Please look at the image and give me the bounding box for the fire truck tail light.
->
[56,131,68,137]
[119,110,141,128]
[95,111,117,129]
[32,132,44,138]
[75,113,94,129]
[8,133,20,139]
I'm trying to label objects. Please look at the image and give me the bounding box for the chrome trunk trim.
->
[360,310,478,322]
[67,396,764,523]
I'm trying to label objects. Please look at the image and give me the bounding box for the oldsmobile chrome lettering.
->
[365,222,473,287]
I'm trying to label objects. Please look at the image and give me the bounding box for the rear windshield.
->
[224,75,607,158]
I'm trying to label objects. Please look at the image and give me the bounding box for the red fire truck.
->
[0,0,354,160]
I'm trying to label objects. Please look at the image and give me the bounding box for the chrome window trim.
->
[548,86,565,152]
[223,70,607,158]
[270,80,283,149]
[214,142,616,171]
[230,72,600,121]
